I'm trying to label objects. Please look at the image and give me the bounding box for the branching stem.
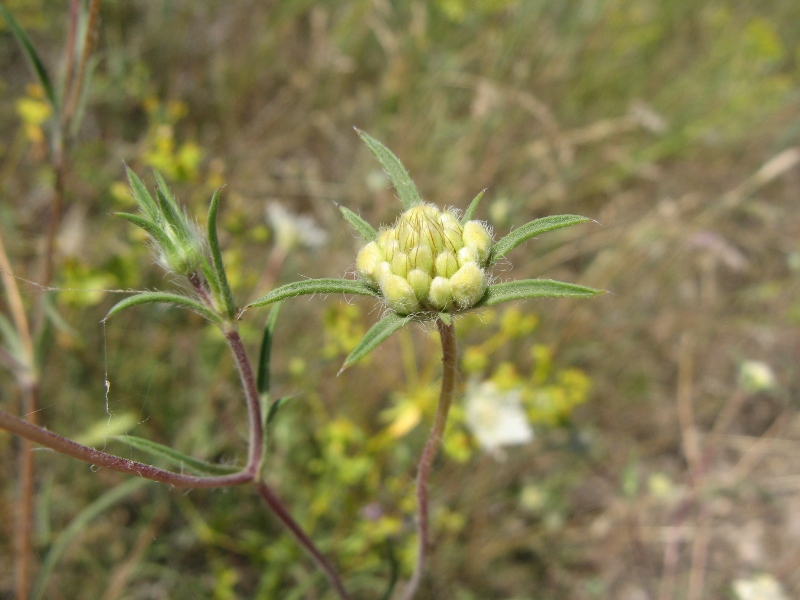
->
[401,318,458,600]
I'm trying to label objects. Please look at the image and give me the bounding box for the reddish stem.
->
[401,318,458,600]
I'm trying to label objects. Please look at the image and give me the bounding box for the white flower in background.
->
[265,201,328,252]
[733,573,788,600]
[465,379,533,456]
[738,360,777,394]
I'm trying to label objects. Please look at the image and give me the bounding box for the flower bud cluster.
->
[356,204,492,315]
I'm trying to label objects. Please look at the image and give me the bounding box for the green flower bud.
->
[450,263,487,308]
[463,221,492,265]
[407,269,432,302]
[435,251,459,278]
[380,273,420,315]
[356,241,384,285]
[358,203,493,314]
[428,276,453,310]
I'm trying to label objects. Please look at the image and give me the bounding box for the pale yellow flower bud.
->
[356,241,384,285]
[463,221,492,265]
[428,276,454,310]
[380,273,420,314]
[450,263,487,308]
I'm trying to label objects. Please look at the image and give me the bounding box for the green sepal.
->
[115,212,176,253]
[266,395,293,426]
[356,128,422,210]
[337,203,377,242]
[475,279,604,307]
[247,278,379,309]
[461,189,486,224]
[154,179,188,242]
[490,214,592,263]
[207,188,235,318]
[0,4,58,112]
[103,292,222,325]
[125,166,159,221]
[340,312,411,373]
[112,435,240,475]
[257,303,282,396]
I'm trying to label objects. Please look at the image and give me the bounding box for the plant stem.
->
[0,408,253,488]
[224,329,264,475]
[401,318,458,600]
[15,383,37,600]
[255,481,353,600]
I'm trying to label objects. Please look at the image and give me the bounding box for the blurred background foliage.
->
[1,0,799,598]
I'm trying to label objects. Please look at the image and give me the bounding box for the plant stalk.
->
[401,318,458,600]
[224,329,264,475]
[255,481,353,600]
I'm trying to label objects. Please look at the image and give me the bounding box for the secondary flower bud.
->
[356,203,493,315]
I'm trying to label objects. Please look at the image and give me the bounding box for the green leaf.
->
[207,188,235,317]
[115,212,176,253]
[337,203,377,242]
[113,435,240,475]
[257,303,282,395]
[266,395,293,426]
[31,478,149,600]
[0,4,58,112]
[103,292,222,324]
[356,128,422,210]
[490,214,592,263]
[154,182,188,242]
[340,312,411,373]
[125,167,159,221]
[247,278,379,309]
[475,279,604,307]
[461,189,486,224]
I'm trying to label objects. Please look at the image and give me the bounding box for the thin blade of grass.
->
[0,4,58,111]
[31,478,149,600]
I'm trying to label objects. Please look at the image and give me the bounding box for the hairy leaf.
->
[115,212,175,253]
[490,214,592,262]
[113,435,240,475]
[103,292,221,324]
[257,303,282,395]
[476,279,604,307]
[356,129,422,210]
[340,312,411,373]
[461,189,486,224]
[207,188,235,317]
[125,167,159,221]
[247,278,378,308]
[338,203,377,241]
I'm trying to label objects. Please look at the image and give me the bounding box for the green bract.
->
[246,130,605,369]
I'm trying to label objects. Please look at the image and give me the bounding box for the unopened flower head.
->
[356,203,492,315]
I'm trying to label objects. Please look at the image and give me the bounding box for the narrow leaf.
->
[266,395,293,426]
[0,4,58,111]
[475,279,604,307]
[338,204,377,242]
[113,435,240,475]
[31,478,148,600]
[115,212,176,253]
[207,189,235,317]
[125,167,159,221]
[340,312,411,373]
[103,292,222,324]
[461,189,486,224]
[490,214,592,262]
[356,128,422,210]
[257,303,282,395]
[154,185,187,242]
[247,278,378,309]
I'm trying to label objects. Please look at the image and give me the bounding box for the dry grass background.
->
[1,1,800,599]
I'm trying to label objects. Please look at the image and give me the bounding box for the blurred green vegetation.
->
[1,1,799,599]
